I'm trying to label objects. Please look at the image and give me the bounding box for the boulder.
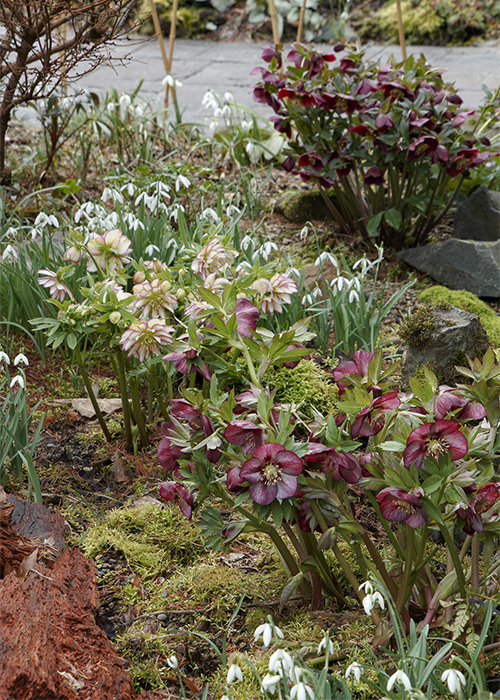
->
[274,189,338,223]
[397,239,500,298]
[453,186,500,242]
[400,305,489,388]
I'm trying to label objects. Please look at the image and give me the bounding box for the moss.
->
[418,286,500,347]
[265,359,339,418]
[81,503,201,579]
[399,303,437,349]
[274,189,339,224]
[356,0,444,44]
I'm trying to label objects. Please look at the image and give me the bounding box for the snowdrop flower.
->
[227,662,243,683]
[107,102,117,113]
[35,212,59,228]
[134,104,144,118]
[166,656,178,669]
[163,74,183,88]
[245,142,257,159]
[387,670,412,691]
[170,204,185,222]
[240,235,254,251]
[331,276,349,292]
[317,637,334,656]
[348,288,359,303]
[175,174,191,192]
[254,240,278,261]
[359,581,374,595]
[119,94,132,109]
[261,673,281,694]
[299,226,309,240]
[441,668,466,694]
[345,662,362,681]
[236,260,253,272]
[0,351,10,364]
[200,207,220,223]
[74,201,95,223]
[145,244,160,257]
[10,375,25,389]
[30,228,42,240]
[226,204,241,217]
[101,187,123,204]
[254,621,283,648]
[222,104,232,117]
[314,251,338,268]
[121,182,136,197]
[224,91,234,102]
[362,590,385,615]
[241,119,251,131]
[150,180,171,198]
[290,680,314,700]
[268,649,293,676]
[14,354,28,366]
[2,244,18,262]
[208,119,219,132]
[202,90,218,110]
[301,293,314,305]
[214,107,223,118]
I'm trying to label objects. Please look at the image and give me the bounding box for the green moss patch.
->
[417,286,500,347]
[265,359,339,418]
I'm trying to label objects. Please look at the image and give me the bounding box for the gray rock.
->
[397,239,500,298]
[400,305,489,388]
[453,186,500,241]
[273,189,338,223]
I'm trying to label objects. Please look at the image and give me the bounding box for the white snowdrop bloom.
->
[5,226,18,238]
[175,174,191,192]
[201,90,218,110]
[226,204,241,217]
[162,74,183,88]
[261,673,281,694]
[30,228,43,240]
[301,293,314,305]
[299,225,309,240]
[121,182,136,197]
[254,240,278,261]
[170,204,185,222]
[14,354,29,366]
[345,662,362,681]
[208,119,219,132]
[166,656,178,669]
[331,275,350,292]
[0,351,11,364]
[101,187,123,204]
[224,91,234,102]
[150,180,171,198]
[317,637,334,656]
[312,287,323,299]
[362,591,385,615]
[245,142,257,158]
[387,670,412,691]
[10,375,25,389]
[134,191,149,207]
[145,244,160,257]
[213,107,223,118]
[359,581,374,594]
[348,288,360,303]
[441,668,466,695]
[235,261,253,272]
[119,94,132,108]
[35,212,59,228]
[352,257,369,273]
[227,663,243,684]
[240,235,254,251]
[290,681,314,700]
[241,119,251,131]
[2,244,18,262]
[314,251,337,268]
[340,10,349,19]
[254,622,283,648]
[222,104,232,117]
[103,212,120,230]
[74,201,94,223]
[107,102,117,113]
[268,649,293,676]
[201,207,220,223]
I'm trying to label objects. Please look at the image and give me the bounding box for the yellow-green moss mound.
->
[265,359,339,418]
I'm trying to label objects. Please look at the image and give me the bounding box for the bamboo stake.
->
[267,0,280,46]
[165,0,179,107]
[296,0,307,43]
[395,0,407,61]
[148,0,170,108]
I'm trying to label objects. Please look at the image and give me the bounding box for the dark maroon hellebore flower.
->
[377,487,426,528]
[407,135,439,161]
[403,419,468,469]
[159,482,194,519]
[434,386,486,421]
[239,443,303,505]
[158,422,184,471]
[318,92,359,113]
[304,443,361,484]
[333,349,378,396]
[224,419,265,454]
[202,415,221,463]
[169,399,201,425]
[456,483,500,535]
[234,298,260,338]
[351,391,400,438]
[163,350,212,381]
[364,166,385,186]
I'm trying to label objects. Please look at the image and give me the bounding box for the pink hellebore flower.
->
[403,419,468,469]
[162,349,212,381]
[191,239,234,281]
[234,299,260,337]
[120,319,174,362]
[38,269,74,302]
[169,399,202,425]
[159,482,194,519]
[158,422,184,472]
[224,420,265,454]
[240,443,303,505]
[251,274,298,314]
[377,487,426,528]
[456,483,500,535]
[86,228,132,272]
[333,349,378,396]
[434,385,486,421]
[132,279,178,318]
[351,392,400,438]
[304,443,361,484]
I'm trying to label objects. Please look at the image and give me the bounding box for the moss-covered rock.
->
[417,286,500,347]
[273,189,339,223]
[265,359,339,418]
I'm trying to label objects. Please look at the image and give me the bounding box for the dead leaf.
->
[71,398,122,418]
[17,548,38,580]
[112,450,128,483]
[66,409,79,425]
[182,676,202,694]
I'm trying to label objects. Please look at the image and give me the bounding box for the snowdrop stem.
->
[360,531,407,624]
[471,533,480,590]
[395,528,414,617]
[75,345,112,442]
[330,541,382,624]
[112,351,134,452]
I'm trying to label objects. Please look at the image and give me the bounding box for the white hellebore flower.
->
[14,354,29,366]
[10,375,25,389]
[166,656,178,669]
[227,662,243,684]
[345,662,362,682]
[317,637,334,656]
[387,670,412,691]
[254,622,283,648]
[441,668,466,695]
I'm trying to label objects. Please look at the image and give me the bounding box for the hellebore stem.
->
[112,351,134,452]
[75,345,112,442]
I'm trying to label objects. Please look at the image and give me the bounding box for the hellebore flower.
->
[226,464,247,493]
[159,482,193,519]
[351,391,400,438]
[364,166,385,186]
[86,228,132,272]
[434,385,486,421]
[120,319,174,362]
[304,444,361,484]
[333,349,378,396]
[403,420,468,469]
[377,487,427,528]
[158,422,184,471]
[407,135,439,161]
[375,113,394,132]
[456,482,500,534]
[224,420,265,454]
[38,269,74,302]
[239,443,303,505]
[441,668,466,695]
[191,238,234,281]
[132,279,178,318]
[234,298,260,337]
[298,152,324,171]
[280,344,311,369]
[318,92,359,113]
[261,44,282,66]
[202,415,221,463]
[251,274,297,314]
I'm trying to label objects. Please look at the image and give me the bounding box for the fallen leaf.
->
[66,409,79,425]
[112,450,128,483]
[71,398,122,418]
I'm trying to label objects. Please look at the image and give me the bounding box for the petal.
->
[249,481,278,505]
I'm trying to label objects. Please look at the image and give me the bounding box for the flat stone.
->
[398,239,500,298]
[453,186,500,242]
